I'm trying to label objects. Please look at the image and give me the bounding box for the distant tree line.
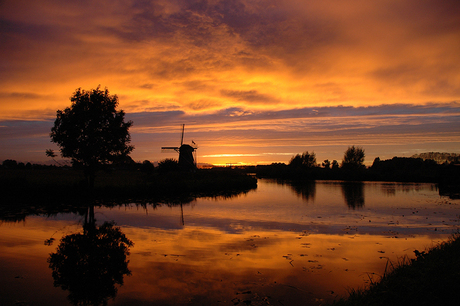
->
[286,146,366,170]
[254,146,460,184]
[411,152,460,164]
[1,159,35,169]
[4,146,459,185]
[1,157,195,181]
[0,157,146,171]
[0,157,179,174]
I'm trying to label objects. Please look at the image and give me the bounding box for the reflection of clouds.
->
[120,228,444,305]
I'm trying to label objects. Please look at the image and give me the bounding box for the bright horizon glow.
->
[1,0,459,165]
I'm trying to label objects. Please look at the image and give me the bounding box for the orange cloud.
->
[0,0,459,163]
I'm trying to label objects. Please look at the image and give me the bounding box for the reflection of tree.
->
[288,181,316,203]
[48,206,133,306]
[439,184,460,200]
[381,184,396,196]
[341,182,365,209]
[160,192,250,226]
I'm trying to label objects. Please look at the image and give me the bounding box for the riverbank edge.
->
[0,168,257,210]
[329,233,460,306]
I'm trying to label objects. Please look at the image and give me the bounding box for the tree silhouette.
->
[331,160,339,170]
[140,160,154,174]
[49,86,134,188]
[1,159,18,169]
[322,159,331,169]
[289,151,317,168]
[48,207,133,306]
[341,146,365,170]
[157,158,180,174]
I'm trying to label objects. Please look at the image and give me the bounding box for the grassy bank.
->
[0,167,257,222]
[0,168,257,200]
[331,234,460,306]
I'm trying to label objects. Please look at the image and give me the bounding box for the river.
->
[1,179,459,305]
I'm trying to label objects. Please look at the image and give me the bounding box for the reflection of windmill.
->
[161,124,198,171]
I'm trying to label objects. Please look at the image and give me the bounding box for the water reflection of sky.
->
[1,180,459,305]
[97,180,458,236]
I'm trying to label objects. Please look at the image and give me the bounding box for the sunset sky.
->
[1,0,459,166]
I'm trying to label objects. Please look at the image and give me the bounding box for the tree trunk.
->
[84,166,96,190]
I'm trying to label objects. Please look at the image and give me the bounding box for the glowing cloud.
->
[0,0,459,164]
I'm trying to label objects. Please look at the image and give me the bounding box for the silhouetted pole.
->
[180,203,184,226]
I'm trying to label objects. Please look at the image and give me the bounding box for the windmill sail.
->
[161,146,180,152]
[180,124,184,146]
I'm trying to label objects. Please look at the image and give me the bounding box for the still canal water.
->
[1,180,459,305]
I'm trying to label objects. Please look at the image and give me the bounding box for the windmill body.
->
[161,125,197,171]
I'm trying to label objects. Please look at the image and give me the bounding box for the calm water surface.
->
[1,180,459,305]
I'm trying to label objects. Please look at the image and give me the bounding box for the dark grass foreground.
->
[0,168,257,222]
[331,234,460,306]
[0,168,257,202]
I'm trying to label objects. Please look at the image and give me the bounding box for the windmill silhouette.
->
[161,124,197,171]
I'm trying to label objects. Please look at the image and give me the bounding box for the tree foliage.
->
[2,159,18,169]
[331,160,339,170]
[289,151,317,168]
[411,152,460,164]
[49,86,134,187]
[140,160,154,174]
[157,158,180,174]
[342,146,365,169]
